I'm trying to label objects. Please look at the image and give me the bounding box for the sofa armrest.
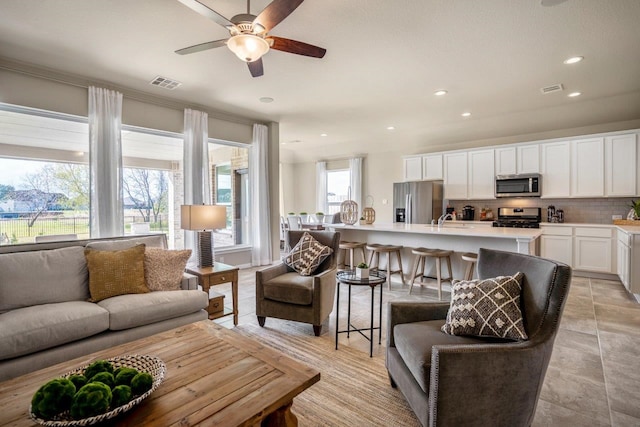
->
[181,272,198,290]
[256,262,289,284]
[387,301,450,347]
[312,267,338,324]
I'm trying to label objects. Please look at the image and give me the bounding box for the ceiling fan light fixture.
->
[227,34,270,62]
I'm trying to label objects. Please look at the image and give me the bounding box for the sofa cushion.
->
[0,246,89,314]
[394,320,508,393]
[0,301,109,360]
[97,290,208,330]
[442,273,528,340]
[263,272,314,305]
[85,245,149,302]
[144,248,192,291]
[284,231,333,276]
[85,235,167,251]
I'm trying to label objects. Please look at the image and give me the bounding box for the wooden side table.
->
[186,262,239,325]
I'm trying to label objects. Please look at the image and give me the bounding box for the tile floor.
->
[213,266,640,427]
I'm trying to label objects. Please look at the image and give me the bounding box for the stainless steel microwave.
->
[495,173,541,198]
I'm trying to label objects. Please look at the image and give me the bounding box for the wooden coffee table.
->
[0,321,320,426]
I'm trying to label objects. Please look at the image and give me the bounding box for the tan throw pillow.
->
[441,272,528,341]
[284,231,333,276]
[144,248,192,291]
[84,244,149,302]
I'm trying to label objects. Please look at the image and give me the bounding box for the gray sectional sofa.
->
[0,234,209,382]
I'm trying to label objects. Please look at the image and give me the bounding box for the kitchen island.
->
[329,222,541,282]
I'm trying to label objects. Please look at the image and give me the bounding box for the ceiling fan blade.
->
[253,0,304,33]
[177,0,238,30]
[268,36,326,58]
[247,59,264,77]
[175,39,228,55]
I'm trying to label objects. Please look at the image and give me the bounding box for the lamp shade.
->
[227,34,270,62]
[181,205,227,230]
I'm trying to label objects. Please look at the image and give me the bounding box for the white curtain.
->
[316,161,328,214]
[349,157,363,216]
[251,124,272,266]
[88,86,123,238]
[183,109,210,258]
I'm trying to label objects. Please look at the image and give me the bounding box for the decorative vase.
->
[355,267,369,279]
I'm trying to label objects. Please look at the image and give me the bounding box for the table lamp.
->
[181,204,227,268]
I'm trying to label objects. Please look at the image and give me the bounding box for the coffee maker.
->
[462,205,475,221]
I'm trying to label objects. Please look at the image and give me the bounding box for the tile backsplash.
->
[448,197,637,224]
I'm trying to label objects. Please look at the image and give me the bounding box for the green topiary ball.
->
[130,372,153,395]
[83,360,114,381]
[31,378,76,419]
[89,372,115,389]
[111,385,133,408]
[70,382,112,419]
[68,374,87,390]
[114,367,139,387]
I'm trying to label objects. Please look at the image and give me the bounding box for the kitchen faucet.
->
[437,213,453,229]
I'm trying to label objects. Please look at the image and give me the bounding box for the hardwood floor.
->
[213,265,640,427]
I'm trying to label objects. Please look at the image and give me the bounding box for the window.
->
[326,169,350,214]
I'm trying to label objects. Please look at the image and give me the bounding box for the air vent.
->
[540,83,564,94]
[149,76,182,90]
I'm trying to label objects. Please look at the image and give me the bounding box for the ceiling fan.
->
[175,0,326,77]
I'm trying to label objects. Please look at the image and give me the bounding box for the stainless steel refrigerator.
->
[393,181,444,224]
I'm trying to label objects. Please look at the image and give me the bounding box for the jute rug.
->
[234,321,421,427]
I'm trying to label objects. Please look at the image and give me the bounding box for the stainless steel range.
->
[492,207,542,228]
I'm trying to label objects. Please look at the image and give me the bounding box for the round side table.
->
[335,270,386,357]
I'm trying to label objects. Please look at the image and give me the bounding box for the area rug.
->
[234,321,421,427]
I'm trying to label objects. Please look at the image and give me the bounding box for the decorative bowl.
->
[29,354,165,426]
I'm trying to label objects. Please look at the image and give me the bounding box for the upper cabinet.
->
[541,141,571,198]
[571,137,605,198]
[517,145,540,174]
[605,133,637,197]
[443,152,468,199]
[423,154,443,180]
[495,147,516,175]
[403,156,423,181]
[468,149,495,199]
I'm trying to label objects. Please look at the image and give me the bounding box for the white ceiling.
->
[1,0,640,163]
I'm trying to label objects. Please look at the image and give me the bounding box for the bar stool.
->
[408,248,453,300]
[338,241,367,270]
[461,252,478,281]
[367,244,404,289]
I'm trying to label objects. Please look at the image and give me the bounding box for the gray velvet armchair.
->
[256,230,340,336]
[386,248,572,427]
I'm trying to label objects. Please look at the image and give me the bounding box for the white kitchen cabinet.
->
[617,229,630,291]
[517,144,540,174]
[468,149,495,199]
[422,154,443,180]
[403,156,423,181]
[443,152,468,199]
[572,137,604,197]
[574,227,614,273]
[605,133,637,197]
[495,147,516,175]
[541,141,571,198]
[540,226,573,266]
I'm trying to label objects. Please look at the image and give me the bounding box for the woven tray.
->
[30,354,165,426]
[613,219,640,226]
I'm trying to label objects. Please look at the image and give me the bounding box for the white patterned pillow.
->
[441,273,528,340]
[284,232,333,276]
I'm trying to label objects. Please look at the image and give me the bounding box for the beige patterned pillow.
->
[284,232,333,276]
[441,272,528,340]
[84,244,149,302]
[144,248,192,291]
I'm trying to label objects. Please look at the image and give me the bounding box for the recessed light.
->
[386,126,395,130]
[461,112,472,117]
[434,90,448,96]
[259,97,274,103]
[563,56,583,65]
[320,133,328,137]
[568,92,582,97]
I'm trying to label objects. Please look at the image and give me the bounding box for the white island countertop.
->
[330,222,542,241]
